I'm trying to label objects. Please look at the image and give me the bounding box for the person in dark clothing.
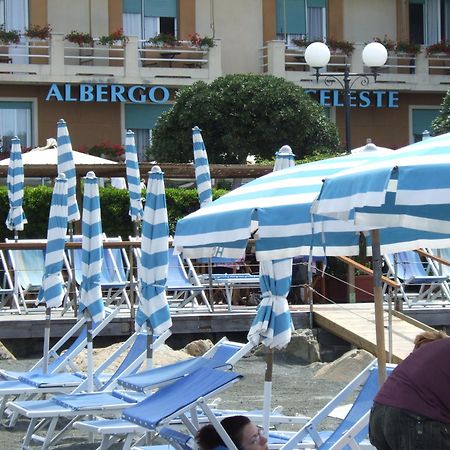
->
[369,334,450,449]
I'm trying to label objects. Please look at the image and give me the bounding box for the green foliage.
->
[432,90,450,135]
[0,186,229,241]
[150,74,339,164]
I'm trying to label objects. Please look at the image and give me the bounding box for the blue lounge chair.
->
[0,248,19,313]
[383,251,450,306]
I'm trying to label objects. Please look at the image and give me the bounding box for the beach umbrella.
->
[312,132,450,383]
[136,166,172,368]
[37,174,69,373]
[79,171,105,391]
[273,145,295,171]
[6,137,27,235]
[192,126,212,208]
[125,130,143,225]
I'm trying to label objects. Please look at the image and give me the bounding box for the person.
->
[369,332,450,449]
[196,415,268,450]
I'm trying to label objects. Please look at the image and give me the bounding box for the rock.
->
[283,329,321,363]
[184,339,214,356]
[0,342,15,360]
[313,349,375,383]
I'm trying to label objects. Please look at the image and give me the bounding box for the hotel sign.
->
[304,89,399,108]
[46,83,170,104]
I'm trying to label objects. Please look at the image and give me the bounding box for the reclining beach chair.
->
[383,251,450,306]
[271,362,394,450]
[0,248,19,313]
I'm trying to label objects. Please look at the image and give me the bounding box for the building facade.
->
[0,0,448,158]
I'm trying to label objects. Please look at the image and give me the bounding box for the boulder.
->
[184,339,214,357]
[0,342,14,360]
[283,329,321,363]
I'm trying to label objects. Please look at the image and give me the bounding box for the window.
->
[411,107,440,142]
[125,103,172,160]
[0,101,32,152]
[123,0,177,41]
[276,0,326,45]
[409,0,450,45]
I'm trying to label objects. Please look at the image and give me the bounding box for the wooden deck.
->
[311,303,436,363]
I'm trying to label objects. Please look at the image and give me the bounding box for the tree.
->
[151,74,339,164]
[432,90,450,135]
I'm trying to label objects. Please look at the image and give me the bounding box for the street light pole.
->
[305,42,388,154]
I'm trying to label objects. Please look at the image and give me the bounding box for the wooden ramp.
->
[313,304,436,363]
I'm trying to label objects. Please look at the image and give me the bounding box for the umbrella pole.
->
[129,244,135,324]
[263,348,273,436]
[13,231,22,314]
[69,224,77,318]
[87,317,94,392]
[208,258,214,312]
[371,229,387,385]
[43,307,51,374]
[146,325,153,370]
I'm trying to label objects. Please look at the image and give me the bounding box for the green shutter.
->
[409,0,425,4]
[0,101,31,109]
[276,0,306,34]
[144,0,177,17]
[308,0,326,7]
[412,108,440,135]
[125,103,172,129]
[123,0,141,14]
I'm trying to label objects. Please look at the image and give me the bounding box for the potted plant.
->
[98,28,128,46]
[64,30,94,46]
[147,33,179,48]
[426,40,450,56]
[86,141,125,162]
[24,24,52,40]
[326,38,355,56]
[0,25,20,45]
[189,33,215,49]
[395,41,421,55]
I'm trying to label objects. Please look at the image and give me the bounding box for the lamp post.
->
[304,42,388,153]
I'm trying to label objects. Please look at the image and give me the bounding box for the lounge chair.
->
[272,362,394,450]
[383,251,450,306]
[0,248,19,313]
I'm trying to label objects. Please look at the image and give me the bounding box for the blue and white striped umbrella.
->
[174,146,396,261]
[79,172,105,324]
[192,126,212,208]
[125,130,143,222]
[136,166,172,336]
[6,137,27,232]
[37,174,69,309]
[273,145,295,172]
[312,132,450,253]
[57,119,80,223]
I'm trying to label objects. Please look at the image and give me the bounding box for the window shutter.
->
[144,0,177,17]
[123,0,141,14]
[276,0,306,34]
[125,103,172,129]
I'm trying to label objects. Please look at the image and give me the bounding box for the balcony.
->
[263,41,450,92]
[0,35,222,86]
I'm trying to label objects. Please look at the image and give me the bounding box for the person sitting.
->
[369,331,450,449]
[196,415,268,450]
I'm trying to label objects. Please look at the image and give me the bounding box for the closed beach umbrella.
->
[37,174,69,372]
[192,126,212,208]
[273,145,295,171]
[6,137,27,234]
[125,130,143,223]
[57,119,80,223]
[136,166,172,368]
[312,132,450,382]
[79,171,105,391]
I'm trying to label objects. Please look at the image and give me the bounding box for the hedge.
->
[0,186,228,241]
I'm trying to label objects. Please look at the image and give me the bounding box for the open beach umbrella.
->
[6,137,27,235]
[273,145,295,171]
[312,132,450,382]
[136,166,172,368]
[37,174,68,373]
[79,171,105,391]
[192,126,213,208]
[125,130,143,225]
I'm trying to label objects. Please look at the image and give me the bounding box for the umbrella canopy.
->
[79,171,105,324]
[192,126,212,208]
[273,145,295,171]
[37,174,69,309]
[125,130,143,222]
[57,119,81,223]
[6,137,27,232]
[174,147,399,261]
[136,166,172,335]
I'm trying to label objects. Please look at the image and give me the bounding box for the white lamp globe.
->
[362,42,388,68]
[305,42,331,68]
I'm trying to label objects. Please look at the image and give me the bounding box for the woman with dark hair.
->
[196,415,268,450]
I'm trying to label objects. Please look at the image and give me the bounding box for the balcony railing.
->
[265,41,450,92]
[0,34,222,85]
